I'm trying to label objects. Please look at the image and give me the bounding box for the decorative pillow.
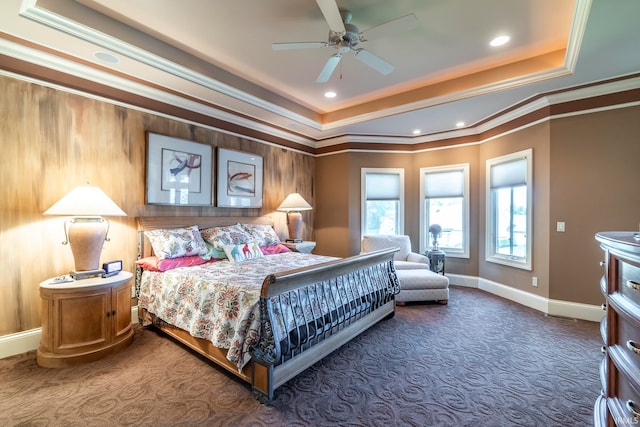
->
[200,242,228,260]
[260,244,291,255]
[145,225,208,260]
[241,223,281,247]
[201,224,252,251]
[136,255,209,272]
[223,242,264,263]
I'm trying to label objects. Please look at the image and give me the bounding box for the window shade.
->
[365,173,400,200]
[424,170,464,198]
[490,158,527,188]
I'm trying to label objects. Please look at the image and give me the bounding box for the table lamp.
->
[277,193,312,243]
[44,184,127,279]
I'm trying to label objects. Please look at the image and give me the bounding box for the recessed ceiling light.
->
[412,129,421,135]
[94,51,120,64]
[456,121,465,127]
[489,35,510,47]
[324,91,336,98]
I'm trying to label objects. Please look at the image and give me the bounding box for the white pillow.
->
[223,242,264,263]
[241,223,281,247]
[145,225,208,260]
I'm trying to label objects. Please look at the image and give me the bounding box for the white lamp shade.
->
[44,185,126,217]
[277,193,312,212]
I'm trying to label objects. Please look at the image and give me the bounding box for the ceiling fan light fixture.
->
[324,91,337,98]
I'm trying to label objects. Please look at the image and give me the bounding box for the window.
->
[420,164,470,257]
[486,149,532,270]
[361,168,404,236]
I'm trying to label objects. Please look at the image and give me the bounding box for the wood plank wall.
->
[0,75,314,336]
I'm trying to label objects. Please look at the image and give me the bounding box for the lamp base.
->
[70,269,105,280]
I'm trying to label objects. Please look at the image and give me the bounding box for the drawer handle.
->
[626,280,640,291]
[627,340,640,355]
[627,400,640,418]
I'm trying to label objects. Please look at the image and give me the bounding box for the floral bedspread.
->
[138,252,337,370]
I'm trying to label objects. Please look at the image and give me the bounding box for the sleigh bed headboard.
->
[135,215,276,294]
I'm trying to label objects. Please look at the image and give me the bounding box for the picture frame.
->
[216,148,263,208]
[145,132,213,206]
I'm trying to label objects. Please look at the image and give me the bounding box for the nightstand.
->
[283,241,316,254]
[37,271,134,368]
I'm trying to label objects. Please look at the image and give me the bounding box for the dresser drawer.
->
[616,258,640,310]
[607,380,640,427]
[609,296,640,368]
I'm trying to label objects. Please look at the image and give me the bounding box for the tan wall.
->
[478,122,551,299]
[413,144,481,277]
[549,107,640,303]
[315,151,413,257]
[3,73,639,338]
[0,75,314,336]
[316,109,640,306]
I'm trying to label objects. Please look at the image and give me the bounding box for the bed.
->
[135,216,400,403]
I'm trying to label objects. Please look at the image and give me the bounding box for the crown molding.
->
[19,0,323,131]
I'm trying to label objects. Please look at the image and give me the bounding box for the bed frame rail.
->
[251,248,400,403]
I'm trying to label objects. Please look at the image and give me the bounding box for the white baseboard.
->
[0,328,41,359]
[447,273,604,322]
[0,306,139,360]
[1,282,603,359]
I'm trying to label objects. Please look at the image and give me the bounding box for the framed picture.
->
[145,132,213,206]
[217,148,263,208]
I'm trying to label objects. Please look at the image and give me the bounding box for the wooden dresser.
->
[595,232,640,426]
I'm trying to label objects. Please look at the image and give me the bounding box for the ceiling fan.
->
[272,0,417,83]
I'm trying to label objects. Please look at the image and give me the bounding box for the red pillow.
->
[260,244,291,255]
[136,255,210,272]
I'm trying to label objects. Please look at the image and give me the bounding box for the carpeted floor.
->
[0,286,601,427]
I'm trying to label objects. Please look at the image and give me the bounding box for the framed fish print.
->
[145,132,213,206]
[216,148,263,208]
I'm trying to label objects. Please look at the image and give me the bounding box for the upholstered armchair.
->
[361,234,449,304]
[361,234,429,270]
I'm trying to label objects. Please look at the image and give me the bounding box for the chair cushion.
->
[394,260,430,270]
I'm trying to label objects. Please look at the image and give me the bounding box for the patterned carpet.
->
[0,286,601,427]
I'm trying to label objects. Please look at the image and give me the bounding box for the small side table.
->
[38,271,134,368]
[426,249,446,275]
[283,241,316,254]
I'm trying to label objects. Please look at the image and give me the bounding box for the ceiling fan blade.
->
[354,49,395,76]
[272,42,328,51]
[360,13,418,41]
[316,54,342,83]
[315,0,346,34]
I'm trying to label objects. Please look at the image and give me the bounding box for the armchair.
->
[361,235,449,304]
[361,234,429,270]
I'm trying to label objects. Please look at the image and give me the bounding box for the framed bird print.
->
[216,148,263,208]
[145,132,213,206]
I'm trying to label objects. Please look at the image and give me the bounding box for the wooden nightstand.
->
[37,271,134,368]
[283,241,316,254]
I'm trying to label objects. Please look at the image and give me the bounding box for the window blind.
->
[490,158,527,189]
[365,173,400,200]
[424,170,464,198]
